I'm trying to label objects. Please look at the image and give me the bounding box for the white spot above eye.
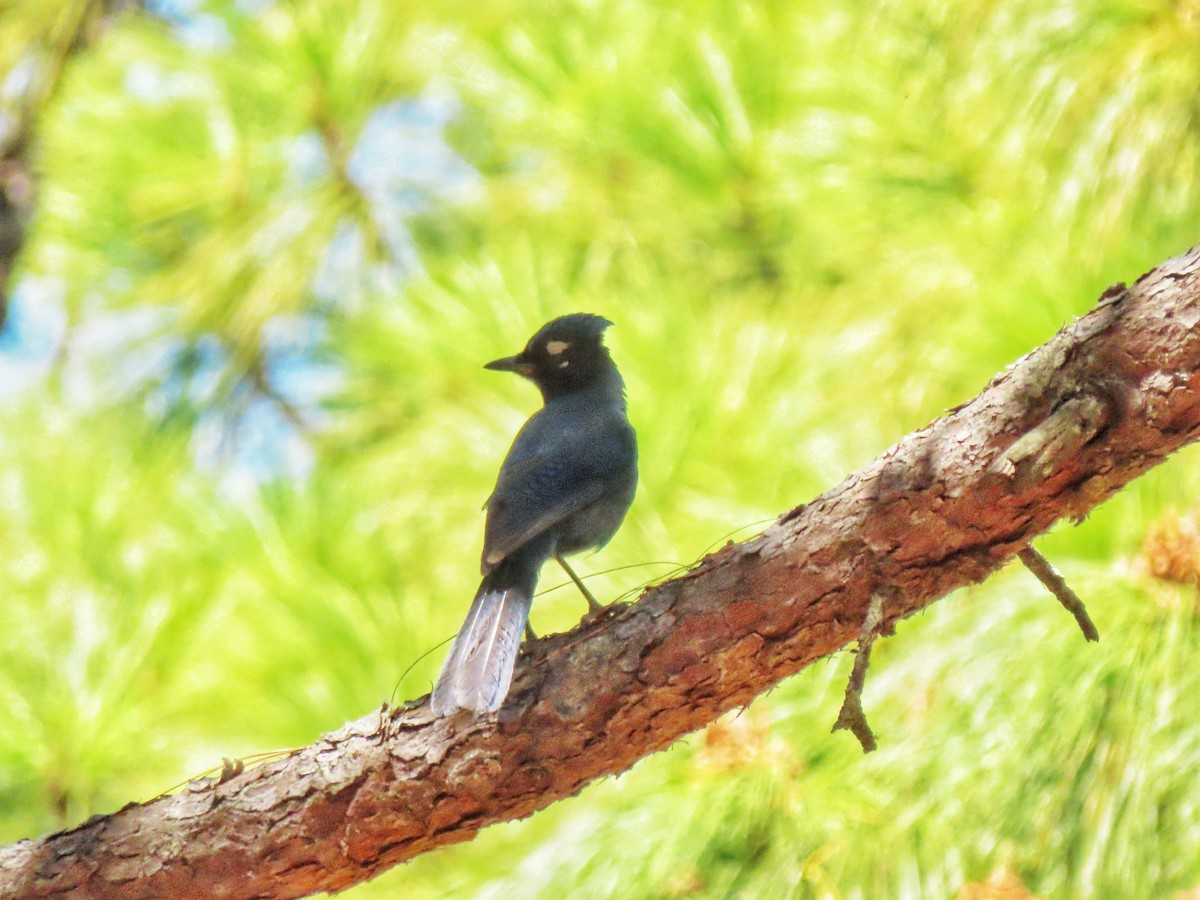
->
[546,340,570,356]
[558,359,570,368]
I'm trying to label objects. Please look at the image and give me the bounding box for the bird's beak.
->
[485,354,535,377]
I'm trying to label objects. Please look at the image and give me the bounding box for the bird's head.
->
[485,313,619,400]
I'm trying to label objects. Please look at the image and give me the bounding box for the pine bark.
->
[3,245,1200,898]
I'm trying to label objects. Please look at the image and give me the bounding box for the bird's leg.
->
[555,553,604,613]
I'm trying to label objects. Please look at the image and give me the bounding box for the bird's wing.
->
[481,424,629,573]
[480,456,540,511]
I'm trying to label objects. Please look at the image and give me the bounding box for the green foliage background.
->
[3,0,1200,896]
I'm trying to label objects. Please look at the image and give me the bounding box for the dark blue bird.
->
[431,314,638,716]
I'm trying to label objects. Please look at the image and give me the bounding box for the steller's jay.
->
[431,314,638,716]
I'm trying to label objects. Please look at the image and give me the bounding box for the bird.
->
[430,313,638,717]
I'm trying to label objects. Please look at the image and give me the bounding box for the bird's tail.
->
[431,546,545,716]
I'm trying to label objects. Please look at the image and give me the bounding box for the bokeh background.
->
[3,1,1200,897]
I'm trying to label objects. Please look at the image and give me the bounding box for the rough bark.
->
[4,244,1200,898]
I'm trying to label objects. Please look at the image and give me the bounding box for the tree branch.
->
[831,591,886,753]
[5,245,1200,898]
[1018,544,1100,642]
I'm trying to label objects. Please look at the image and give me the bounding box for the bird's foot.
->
[555,553,608,615]
[580,600,621,628]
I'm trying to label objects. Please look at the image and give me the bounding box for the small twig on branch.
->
[833,592,886,753]
[1017,545,1100,642]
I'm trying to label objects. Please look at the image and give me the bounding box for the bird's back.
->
[482,385,636,573]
